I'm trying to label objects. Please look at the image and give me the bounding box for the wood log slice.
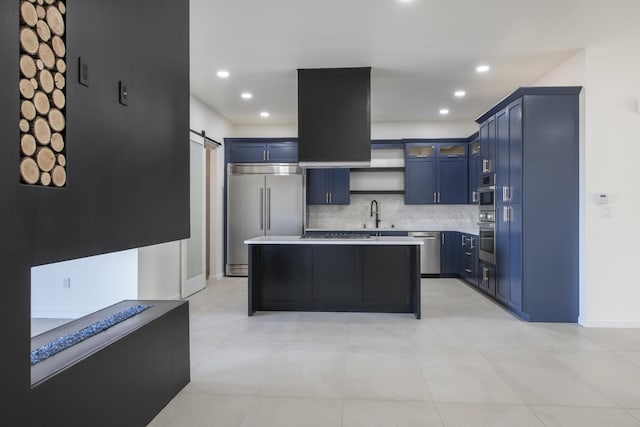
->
[48,108,65,132]
[20,28,39,55]
[46,7,64,36]
[39,43,55,69]
[40,172,52,186]
[52,165,66,187]
[21,100,36,120]
[20,79,35,99]
[57,153,66,167]
[33,91,50,115]
[34,117,51,144]
[39,69,54,93]
[20,157,40,184]
[36,19,51,42]
[56,58,66,73]
[44,0,55,5]
[58,1,66,14]
[20,55,37,78]
[19,119,30,133]
[36,5,46,19]
[27,0,37,3]
[37,0,44,6]
[50,132,64,152]
[21,2,38,27]
[52,88,65,109]
[21,134,37,156]
[36,147,56,172]
[52,36,65,57]
[54,72,65,89]
[29,77,39,90]
[36,59,44,70]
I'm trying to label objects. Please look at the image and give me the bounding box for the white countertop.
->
[245,236,424,245]
[305,227,479,236]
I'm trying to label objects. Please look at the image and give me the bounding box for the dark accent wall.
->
[1,0,189,423]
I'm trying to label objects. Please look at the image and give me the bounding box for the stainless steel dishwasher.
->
[408,232,441,275]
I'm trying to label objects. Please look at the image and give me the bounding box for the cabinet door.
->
[507,99,523,204]
[468,140,480,204]
[478,262,496,296]
[228,143,267,163]
[438,157,468,204]
[306,169,328,205]
[495,205,510,304]
[441,231,460,274]
[405,159,437,204]
[507,204,523,311]
[267,142,298,163]
[479,118,496,180]
[495,107,510,206]
[327,168,350,205]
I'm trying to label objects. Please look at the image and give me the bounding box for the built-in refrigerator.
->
[226,163,304,276]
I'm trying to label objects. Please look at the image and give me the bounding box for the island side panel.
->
[361,245,413,314]
[413,246,421,319]
[247,244,262,316]
[311,245,362,310]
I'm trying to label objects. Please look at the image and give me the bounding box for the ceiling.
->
[189,0,633,125]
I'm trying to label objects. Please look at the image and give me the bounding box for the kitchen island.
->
[244,236,422,318]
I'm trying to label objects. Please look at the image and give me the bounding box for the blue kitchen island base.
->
[246,237,422,319]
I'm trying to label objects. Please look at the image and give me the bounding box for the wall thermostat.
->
[595,193,609,205]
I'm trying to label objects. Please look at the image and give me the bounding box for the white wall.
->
[137,95,232,299]
[32,250,138,318]
[533,42,640,326]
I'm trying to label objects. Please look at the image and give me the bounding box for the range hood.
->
[297,67,371,168]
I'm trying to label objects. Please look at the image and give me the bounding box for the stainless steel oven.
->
[478,185,496,264]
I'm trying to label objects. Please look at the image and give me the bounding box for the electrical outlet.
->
[78,57,89,87]
[63,277,71,288]
[119,81,128,106]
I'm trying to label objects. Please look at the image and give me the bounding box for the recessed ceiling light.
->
[439,109,449,115]
[476,65,490,73]
[260,111,270,118]
[454,90,466,97]
[398,0,414,3]
[241,92,252,99]
[216,70,230,78]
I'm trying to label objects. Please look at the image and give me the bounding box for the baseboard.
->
[579,317,640,328]
[169,293,181,300]
[208,273,223,281]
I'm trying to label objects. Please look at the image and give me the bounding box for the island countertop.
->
[244,236,424,245]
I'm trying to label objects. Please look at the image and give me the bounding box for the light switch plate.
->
[119,81,128,106]
[78,57,89,87]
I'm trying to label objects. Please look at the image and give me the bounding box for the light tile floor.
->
[149,278,640,427]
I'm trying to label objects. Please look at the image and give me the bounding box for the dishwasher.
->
[408,231,441,275]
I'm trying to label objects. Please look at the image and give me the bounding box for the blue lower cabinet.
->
[478,261,496,296]
[441,231,460,275]
[460,234,478,286]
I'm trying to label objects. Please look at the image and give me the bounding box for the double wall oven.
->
[478,185,496,264]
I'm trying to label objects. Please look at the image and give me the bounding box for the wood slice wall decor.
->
[19,0,66,187]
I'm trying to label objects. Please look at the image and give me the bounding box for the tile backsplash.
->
[307,194,478,230]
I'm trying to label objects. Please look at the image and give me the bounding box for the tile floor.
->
[149,277,640,427]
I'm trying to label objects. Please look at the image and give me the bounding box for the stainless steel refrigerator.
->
[226,163,304,276]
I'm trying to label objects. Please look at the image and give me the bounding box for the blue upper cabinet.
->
[495,107,510,205]
[404,141,468,204]
[306,168,350,205]
[479,117,496,185]
[404,142,437,204]
[224,138,298,163]
[437,143,468,204]
[468,139,480,203]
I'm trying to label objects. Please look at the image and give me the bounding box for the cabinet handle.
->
[266,150,270,161]
[266,188,271,230]
[437,192,441,203]
[325,192,329,204]
[329,192,332,204]
[470,237,474,249]
[433,192,437,203]
[472,191,478,203]
[482,159,488,173]
[263,150,266,161]
[483,267,489,282]
[442,234,445,244]
[465,268,473,273]
[260,188,264,230]
[465,252,472,256]
[503,205,510,222]
[461,235,465,246]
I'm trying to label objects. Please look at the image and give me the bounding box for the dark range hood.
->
[297,67,371,168]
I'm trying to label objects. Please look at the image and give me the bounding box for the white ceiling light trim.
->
[216,70,230,78]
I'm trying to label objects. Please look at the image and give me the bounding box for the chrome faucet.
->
[370,200,380,229]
